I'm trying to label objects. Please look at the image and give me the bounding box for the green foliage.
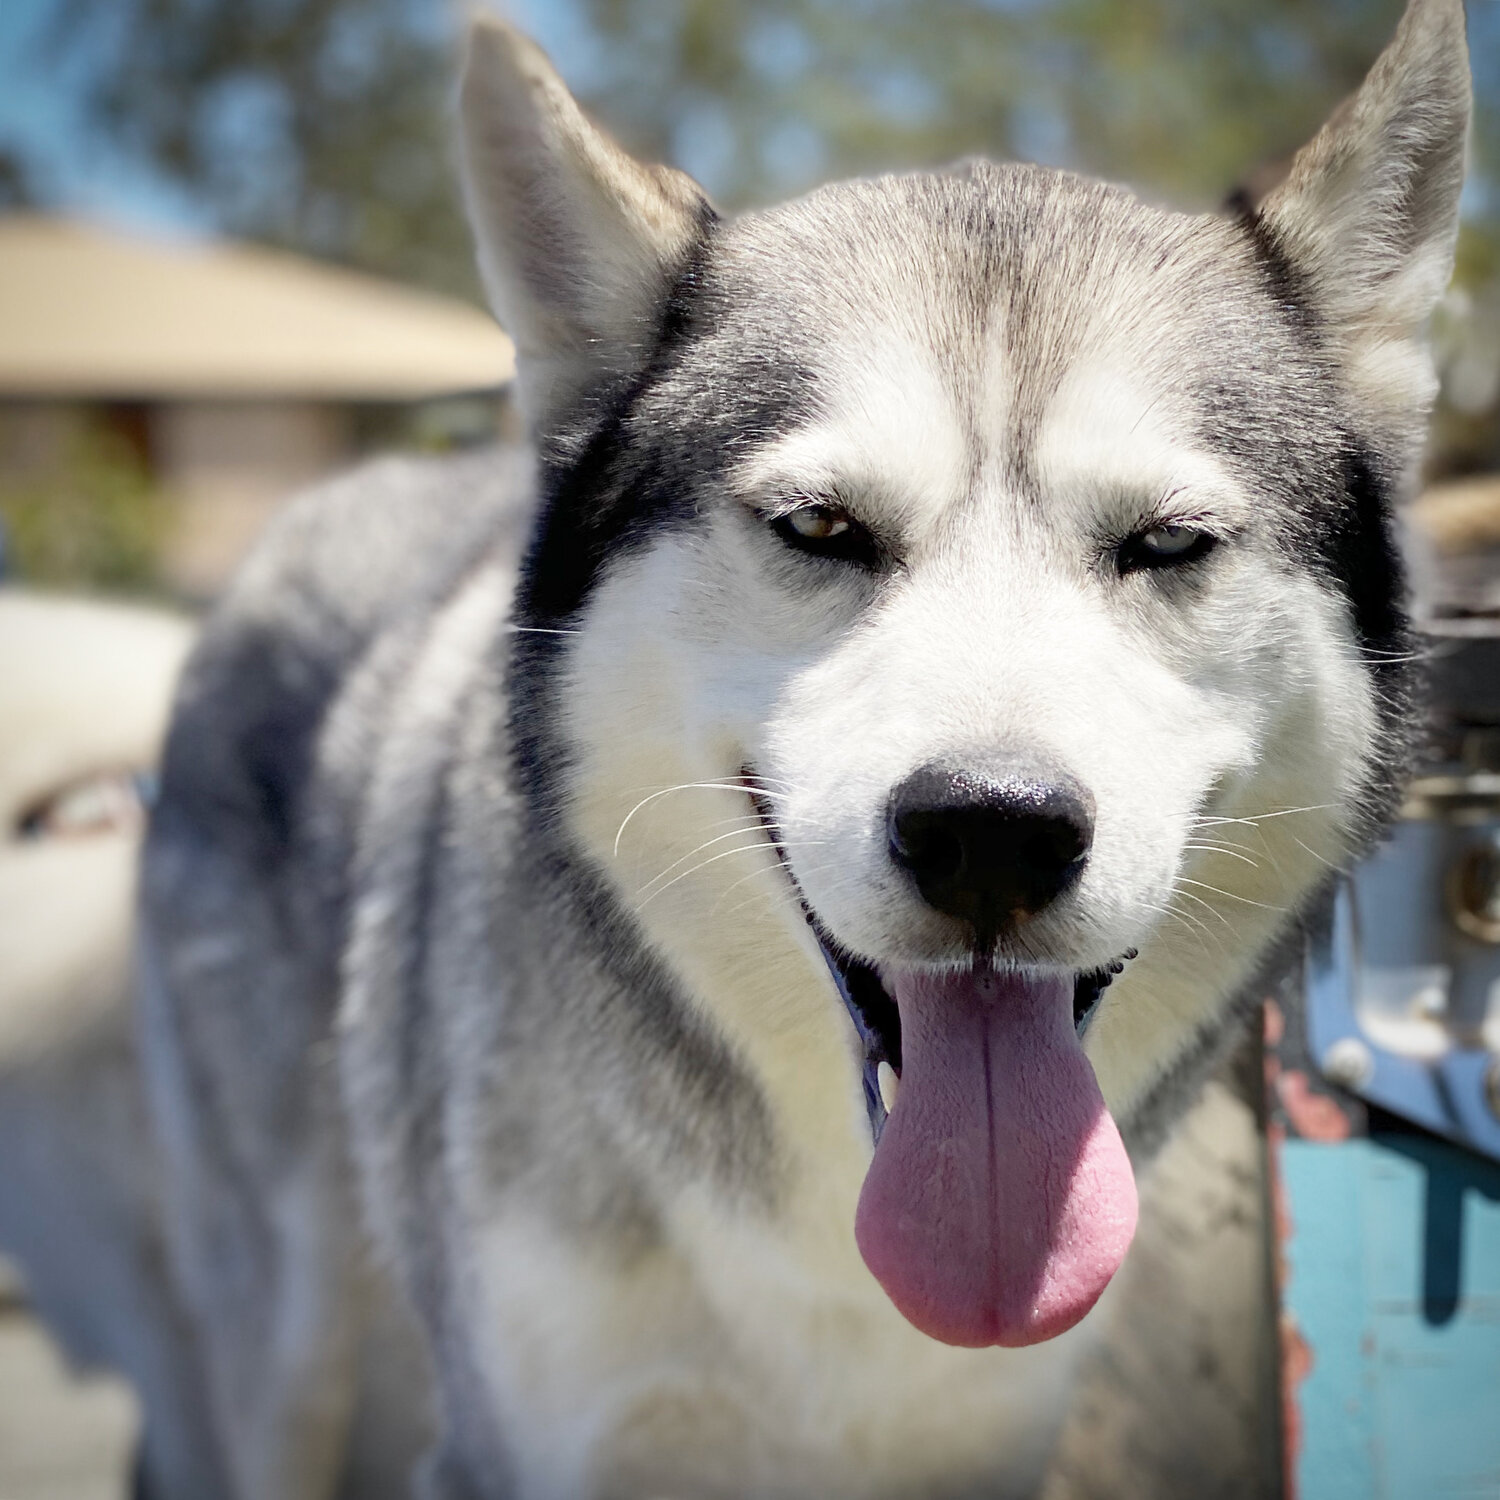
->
[24,0,1500,470]
[0,423,168,593]
[50,0,479,300]
[569,0,1419,208]
[40,0,1497,275]
[38,0,1500,268]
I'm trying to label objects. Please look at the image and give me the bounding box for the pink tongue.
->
[855,968,1138,1348]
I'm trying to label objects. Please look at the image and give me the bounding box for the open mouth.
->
[742,770,1140,1349]
[741,771,1133,1143]
[812,929,1133,1146]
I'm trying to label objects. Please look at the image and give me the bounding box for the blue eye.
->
[1142,524,1200,555]
[1117,523,1218,574]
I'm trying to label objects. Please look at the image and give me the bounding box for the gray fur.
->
[138,447,533,1497]
[1,4,1471,1496]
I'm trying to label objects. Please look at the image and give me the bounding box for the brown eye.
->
[770,502,883,569]
[785,505,851,541]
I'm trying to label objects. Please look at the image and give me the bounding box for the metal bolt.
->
[1414,985,1448,1020]
[1485,1058,1500,1124]
[1322,1036,1375,1093]
[1448,834,1500,945]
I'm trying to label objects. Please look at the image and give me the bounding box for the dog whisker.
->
[1137,898,1219,949]
[1191,802,1336,829]
[1168,885,1235,928]
[612,780,769,857]
[633,840,827,913]
[1181,840,1261,868]
[1176,876,1285,913]
[717,856,844,919]
[633,823,782,897]
[1289,834,1344,872]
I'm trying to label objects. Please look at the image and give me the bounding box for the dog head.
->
[461,0,1468,1348]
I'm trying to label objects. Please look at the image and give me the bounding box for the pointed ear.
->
[458,17,713,437]
[1257,0,1469,461]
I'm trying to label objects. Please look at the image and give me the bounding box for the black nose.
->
[887,762,1094,934]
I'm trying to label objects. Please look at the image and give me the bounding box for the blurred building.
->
[0,215,515,597]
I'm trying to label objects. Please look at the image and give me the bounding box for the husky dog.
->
[112,1,1474,1495]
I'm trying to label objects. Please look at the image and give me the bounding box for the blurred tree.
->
[0,145,39,209]
[48,0,479,298]
[567,0,1420,208]
[31,0,1500,470]
[42,0,1499,264]
[0,422,168,592]
[560,0,1493,469]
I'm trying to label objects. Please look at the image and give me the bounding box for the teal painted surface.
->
[1282,1136,1500,1500]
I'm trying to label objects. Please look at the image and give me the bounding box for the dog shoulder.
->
[149,445,532,858]
[140,442,535,1101]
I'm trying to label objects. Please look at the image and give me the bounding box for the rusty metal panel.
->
[1278,1134,1500,1499]
[1269,987,1500,1499]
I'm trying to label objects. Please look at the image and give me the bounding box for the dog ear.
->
[459,17,713,437]
[1256,0,1469,462]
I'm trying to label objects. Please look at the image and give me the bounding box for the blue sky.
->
[0,0,211,231]
[0,0,566,236]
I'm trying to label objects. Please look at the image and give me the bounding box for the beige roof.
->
[0,215,514,400]
[1410,473,1500,555]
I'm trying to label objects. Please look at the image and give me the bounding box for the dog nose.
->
[887,763,1094,933]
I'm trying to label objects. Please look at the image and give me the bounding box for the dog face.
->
[461,0,1468,1347]
[628,174,1385,980]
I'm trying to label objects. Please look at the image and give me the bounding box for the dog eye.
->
[770,503,882,568]
[786,505,849,541]
[1117,523,1218,575]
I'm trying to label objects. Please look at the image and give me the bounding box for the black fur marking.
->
[520,203,720,628]
[1311,443,1410,665]
[504,208,783,1199]
[1233,199,1318,341]
[1194,210,1415,811]
[1225,190,1413,735]
[1306,439,1419,832]
[510,198,819,817]
[508,216,721,834]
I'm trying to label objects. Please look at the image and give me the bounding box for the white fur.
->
[521,316,1375,1491]
[433,5,1469,1491]
[11,7,1459,1498]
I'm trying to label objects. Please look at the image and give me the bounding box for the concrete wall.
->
[151,400,350,597]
